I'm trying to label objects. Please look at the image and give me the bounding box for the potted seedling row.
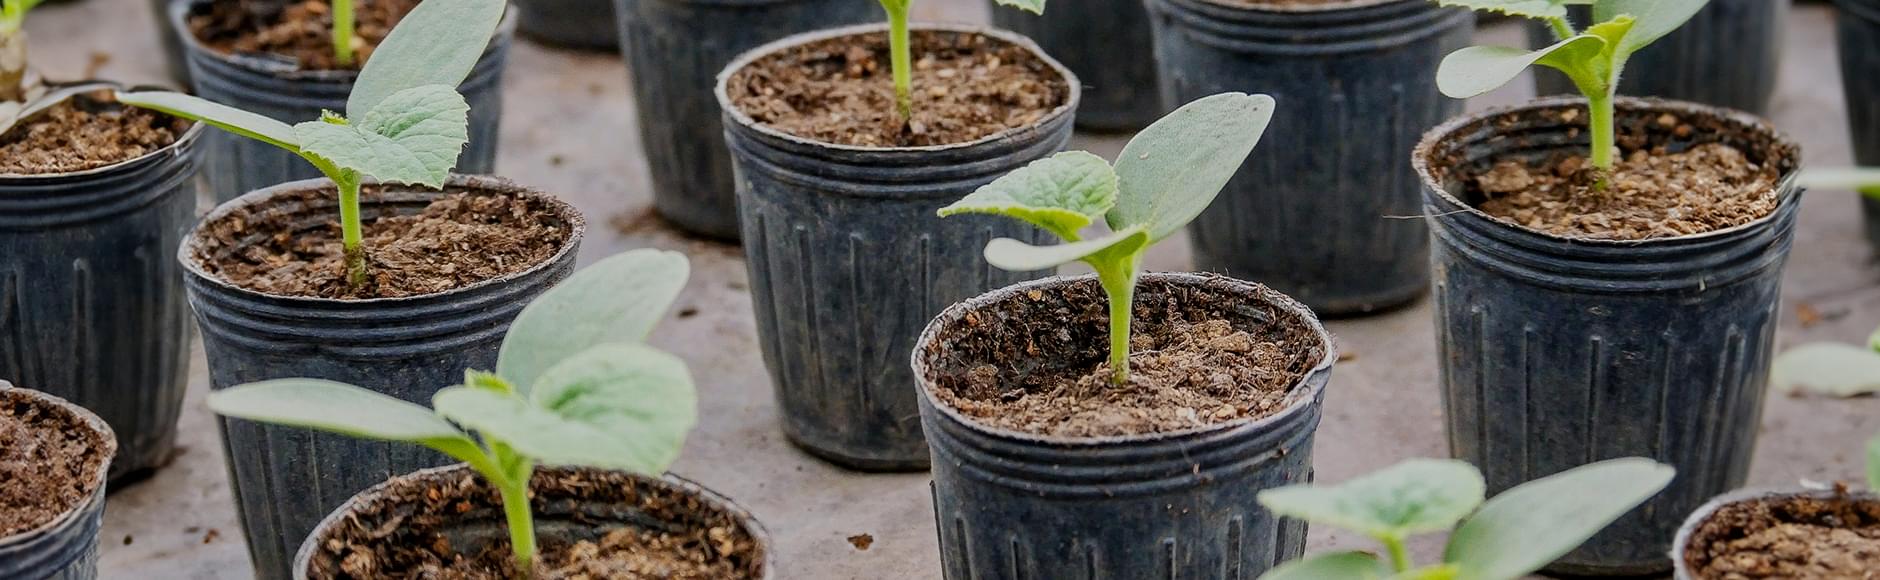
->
[1419,0,1801,574]
[0,382,117,580]
[1143,0,1474,315]
[168,0,515,204]
[1672,434,1880,579]
[990,0,1161,131]
[1527,0,1788,117]
[1836,0,1880,249]
[713,0,1076,470]
[119,0,585,576]
[1,0,204,483]
[917,93,1334,579]
[617,0,876,240]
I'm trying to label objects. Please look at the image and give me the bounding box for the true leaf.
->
[295,85,469,188]
[938,151,1118,240]
[1769,343,1880,397]
[1108,92,1275,242]
[1593,0,1710,59]
[497,249,691,392]
[1434,0,1591,19]
[348,0,505,117]
[1436,35,1608,99]
[209,379,467,443]
[981,225,1149,272]
[115,91,299,151]
[1257,459,1486,540]
[1444,458,1674,580]
[993,0,1045,14]
[1258,552,1389,580]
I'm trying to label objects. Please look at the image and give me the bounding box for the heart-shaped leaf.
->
[1108,92,1275,242]
[1445,458,1674,580]
[1594,0,1711,59]
[296,85,468,188]
[347,0,505,117]
[498,249,691,392]
[1770,343,1880,397]
[939,151,1118,240]
[1258,552,1390,580]
[1258,459,1487,541]
[982,225,1150,272]
[209,379,468,444]
[1437,34,1609,99]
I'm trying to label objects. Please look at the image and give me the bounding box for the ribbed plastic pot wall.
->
[517,0,619,50]
[1529,0,1787,116]
[0,383,118,580]
[1838,0,1880,249]
[992,0,1162,131]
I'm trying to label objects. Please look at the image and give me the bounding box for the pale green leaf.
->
[348,0,505,117]
[982,225,1149,272]
[208,379,466,443]
[1769,343,1880,397]
[1867,434,1879,491]
[1594,0,1710,59]
[1445,458,1674,580]
[1437,35,1608,99]
[498,249,690,393]
[115,91,299,151]
[1258,552,1389,580]
[1108,92,1275,242]
[1869,326,1880,352]
[296,85,468,187]
[993,0,1044,14]
[1257,459,1486,540]
[1799,168,1880,194]
[1434,0,1591,19]
[938,151,1118,240]
[1390,565,1462,580]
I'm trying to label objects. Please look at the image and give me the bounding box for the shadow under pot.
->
[1672,488,1880,580]
[516,0,618,50]
[182,175,585,579]
[1528,0,1788,117]
[992,0,1161,132]
[912,273,1336,580]
[0,382,117,580]
[169,0,515,204]
[617,0,877,240]
[1415,96,1803,576]
[716,23,1077,471]
[1836,0,1880,249]
[295,465,774,579]
[1145,0,1472,315]
[0,90,204,483]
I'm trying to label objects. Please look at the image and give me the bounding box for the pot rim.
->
[1412,95,1803,247]
[911,272,1337,447]
[0,381,117,548]
[178,173,588,306]
[1669,486,1880,578]
[714,22,1081,154]
[1190,0,1414,13]
[169,0,520,83]
[0,83,207,181]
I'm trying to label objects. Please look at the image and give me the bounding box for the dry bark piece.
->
[187,0,418,71]
[0,390,108,537]
[0,92,189,175]
[1684,493,1880,579]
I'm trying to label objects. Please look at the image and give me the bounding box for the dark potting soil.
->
[188,0,420,71]
[926,277,1326,438]
[725,29,1070,148]
[193,187,570,299]
[0,390,107,537]
[306,470,764,580]
[1683,491,1880,579]
[0,93,190,175]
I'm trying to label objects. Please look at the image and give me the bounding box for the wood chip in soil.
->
[0,93,189,175]
[188,0,419,71]
[725,29,1069,148]
[0,391,107,537]
[1684,492,1880,579]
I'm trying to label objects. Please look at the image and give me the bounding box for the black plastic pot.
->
[0,382,117,580]
[184,175,584,579]
[295,465,775,579]
[0,100,203,483]
[1838,0,1880,248]
[716,23,1076,471]
[1670,488,1880,579]
[619,0,876,240]
[171,0,515,204]
[1416,97,1802,576]
[517,0,618,50]
[992,0,1161,131]
[1145,0,1471,316]
[911,273,1336,580]
[1528,0,1788,117]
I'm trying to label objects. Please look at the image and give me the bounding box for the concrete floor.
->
[14,0,1876,578]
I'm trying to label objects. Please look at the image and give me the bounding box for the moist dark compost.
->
[1684,492,1880,579]
[0,390,108,537]
[0,92,189,175]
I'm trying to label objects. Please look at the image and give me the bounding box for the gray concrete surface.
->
[12,1,1874,578]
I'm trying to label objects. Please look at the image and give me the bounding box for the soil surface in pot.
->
[725,29,1070,148]
[307,470,764,580]
[192,186,571,299]
[188,0,420,71]
[0,390,107,537]
[925,278,1326,438]
[0,92,190,174]
[1683,491,1880,579]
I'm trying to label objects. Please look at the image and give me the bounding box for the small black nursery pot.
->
[183,175,584,579]
[170,0,514,204]
[913,273,1335,580]
[1529,0,1788,116]
[1144,0,1472,315]
[1671,488,1880,580]
[992,0,1161,131]
[618,0,876,240]
[295,465,774,579]
[0,91,204,483]
[0,382,117,580]
[1837,0,1880,248]
[717,23,1075,471]
[516,0,617,50]
[1416,97,1801,576]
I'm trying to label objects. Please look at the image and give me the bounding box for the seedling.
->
[1257,458,1675,580]
[1433,0,1711,189]
[0,0,37,102]
[938,93,1274,385]
[875,0,1043,123]
[207,249,697,576]
[115,0,505,288]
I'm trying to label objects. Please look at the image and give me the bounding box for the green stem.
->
[0,28,24,103]
[334,171,367,288]
[1547,16,1575,42]
[1588,90,1615,190]
[1382,535,1413,573]
[332,0,355,66]
[1093,259,1138,386]
[882,1,912,123]
[498,464,538,577]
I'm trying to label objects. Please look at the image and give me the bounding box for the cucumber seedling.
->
[0,0,37,102]
[875,0,1043,123]
[1257,458,1675,580]
[115,0,505,288]
[207,249,698,576]
[938,92,1275,385]
[1433,0,1711,189]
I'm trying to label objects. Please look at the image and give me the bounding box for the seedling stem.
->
[333,0,357,67]
[878,0,912,122]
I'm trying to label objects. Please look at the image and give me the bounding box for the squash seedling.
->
[1433,0,1711,189]
[206,249,698,576]
[0,0,37,103]
[938,92,1274,385]
[876,0,1043,122]
[114,0,505,289]
[1257,458,1675,580]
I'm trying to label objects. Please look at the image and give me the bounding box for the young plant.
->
[206,249,697,576]
[875,0,1043,123]
[115,0,505,288]
[0,0,40,102]
[1257,458,1675,580]
[1433,0,1711,189]
[937,92,1274,385]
